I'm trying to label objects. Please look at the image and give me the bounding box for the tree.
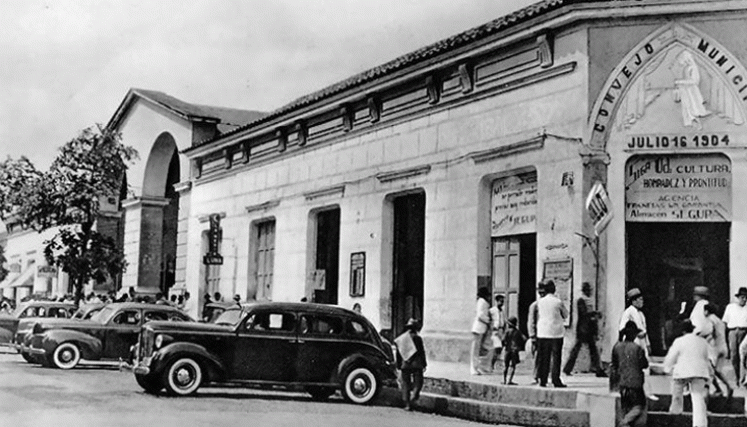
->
[0,244,8,284]
[0,126,137,303]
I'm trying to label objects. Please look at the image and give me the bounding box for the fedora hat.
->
[507,316,519,328]
[693,286,709,297]
[736,287,747,298]
[626,288,642,301]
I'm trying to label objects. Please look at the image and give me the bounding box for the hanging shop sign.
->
[625,154,731,222]
[491,172,537,237]
[203,213,224,265]
[586,182,613,236]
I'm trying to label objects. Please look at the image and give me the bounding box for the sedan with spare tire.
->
[130,301,397,404]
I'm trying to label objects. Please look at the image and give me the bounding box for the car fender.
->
[335,350,391,383]
[41,330,102,360]
[151,342,226,381]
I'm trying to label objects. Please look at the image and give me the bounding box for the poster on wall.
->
[349,252,365,297]
[542,258,573,327]
[625,154,731,222]
[491,172,537,237]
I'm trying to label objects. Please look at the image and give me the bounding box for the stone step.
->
[412,391,590,427]
[648,393,745,414]
[648,412,747,427]
[424,377,579,409]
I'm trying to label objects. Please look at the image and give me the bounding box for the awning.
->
[3,267,34,289]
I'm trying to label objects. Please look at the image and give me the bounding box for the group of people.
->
[610,285,747,427]
[470,285,533,385]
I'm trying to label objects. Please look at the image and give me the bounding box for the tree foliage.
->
[0,126,137,301]
[0,244,8,284]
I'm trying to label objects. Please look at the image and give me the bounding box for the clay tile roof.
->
[128,88,268,133]
[194,0,577,147]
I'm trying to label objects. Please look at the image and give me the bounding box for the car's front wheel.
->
[162,357,202,396]
[51,342,81,369]
[135,373,163,394]
[341,365,379,404]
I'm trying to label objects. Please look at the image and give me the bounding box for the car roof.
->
[21,301,76,308]
[247,301,361,317]
[104,302,181,311]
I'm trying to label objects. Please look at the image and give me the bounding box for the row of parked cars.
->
[0,299,397,404]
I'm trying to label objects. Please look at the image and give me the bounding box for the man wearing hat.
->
[722,287,747,384]
[395,318,427,410]
[619,288,650,357]
[689,286,713,338]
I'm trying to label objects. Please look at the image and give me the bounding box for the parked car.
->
[0,301,76,352]
[202,301,252,323]
[131,302,397,404]
[23,302,192,369]
[15,303,106,364]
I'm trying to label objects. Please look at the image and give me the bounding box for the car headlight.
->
[155,334,163,349]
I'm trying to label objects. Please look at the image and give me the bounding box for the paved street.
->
[0,350,497,427]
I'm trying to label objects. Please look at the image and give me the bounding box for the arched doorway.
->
[139,132,180,295]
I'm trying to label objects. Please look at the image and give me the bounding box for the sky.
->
[0,0,538,170]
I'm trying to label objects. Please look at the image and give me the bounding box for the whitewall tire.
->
[163,357,202,396]
[341,366,378,404]
[52,342,81,370]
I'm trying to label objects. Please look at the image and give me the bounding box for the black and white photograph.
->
[2,1,747,426]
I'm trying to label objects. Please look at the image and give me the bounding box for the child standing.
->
[489,294,506,372]
[395,318,427,411]
[502,316,526,385]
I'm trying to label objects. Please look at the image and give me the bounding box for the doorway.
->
[626,222,730,356]
[391,192,425,336]
[492,234,536,336]
[313,208,340,304]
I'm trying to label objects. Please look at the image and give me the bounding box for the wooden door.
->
[492,238,520,320]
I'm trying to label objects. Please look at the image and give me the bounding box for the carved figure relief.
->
[616,45,745,131]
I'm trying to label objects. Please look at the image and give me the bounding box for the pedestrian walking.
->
[470,287,492,375]
[536,280,568,388]
[395,318,427,411]
[489,293,506,372]
[619,288,656,400]
[610,320,649,427]
[690,286,713,338]
[527,282,546,384]
[664,319,711,427]
[704,303,732,398]
[502,316,526,385]
[564,282,606,377]
[722,287,747,385]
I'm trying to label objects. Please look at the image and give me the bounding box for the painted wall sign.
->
[491,172,537,237]
[542,258,573,327]
[627,133,730,150]
[37,265,57,278]
[589,24,747,149]
[625,154,731,222]
[203,213,223,265]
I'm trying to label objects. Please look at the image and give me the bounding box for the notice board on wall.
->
[542,258,574,327]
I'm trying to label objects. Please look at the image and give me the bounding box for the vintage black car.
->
[131,302,397,404]
[24,302,192,369]
[0,301,76,348]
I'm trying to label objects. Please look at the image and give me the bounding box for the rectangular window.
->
[254,220,276,300]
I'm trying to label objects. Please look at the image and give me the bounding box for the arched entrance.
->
[587,23,747,355]
[138,132,180,295]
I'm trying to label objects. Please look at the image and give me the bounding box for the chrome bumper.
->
[21,344,46,355]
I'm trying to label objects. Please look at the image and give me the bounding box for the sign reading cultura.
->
[625,154,731,222]
[491,172,537,236]
[590,24,747,148]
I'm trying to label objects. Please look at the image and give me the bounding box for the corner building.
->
[116,1,747,362]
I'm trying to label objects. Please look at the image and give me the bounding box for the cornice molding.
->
[376,165,431,183]
[304,185,346,201]
[245,199,281,214]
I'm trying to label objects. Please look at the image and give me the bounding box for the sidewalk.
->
[424,360,747,398]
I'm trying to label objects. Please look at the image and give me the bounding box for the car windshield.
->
[89,306,116,324]
[213,308,244,327]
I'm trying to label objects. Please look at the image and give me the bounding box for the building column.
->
[121,196,171,295]
[171,182,192,301]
